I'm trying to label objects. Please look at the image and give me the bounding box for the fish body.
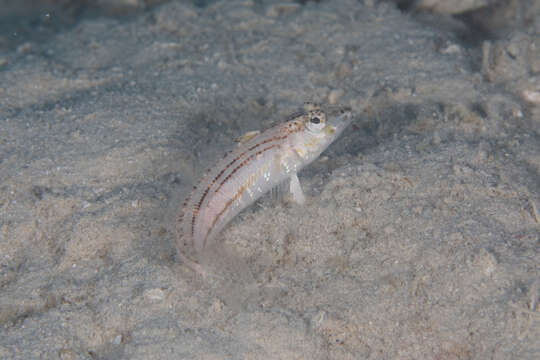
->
[177,104,353,266]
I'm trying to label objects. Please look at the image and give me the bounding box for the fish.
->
[176,103,353,271]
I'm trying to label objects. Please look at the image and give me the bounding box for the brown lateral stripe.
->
[189,129,294,243]
[191,208,199,243]
[204,184,247,248]
[202,144,278,247]
[210,129,302,199]
[187,118,305,249]
[190,137,277,243]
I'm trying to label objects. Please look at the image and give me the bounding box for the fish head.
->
[290,104,353,164]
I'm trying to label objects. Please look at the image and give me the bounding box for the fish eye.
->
[305,110,326,132]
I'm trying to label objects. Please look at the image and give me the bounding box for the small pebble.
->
[328,89,344,105]
[112,334,122,345]
[522,89,540,104]
[144,288,165,301]
[266,3,301,17]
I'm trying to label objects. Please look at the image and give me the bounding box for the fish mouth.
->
[327,107,353,138]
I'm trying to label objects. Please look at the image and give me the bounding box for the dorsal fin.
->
[234,130,260,145]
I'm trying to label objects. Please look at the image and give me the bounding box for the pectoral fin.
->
[289,173,306,205]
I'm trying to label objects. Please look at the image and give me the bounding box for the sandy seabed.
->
[1,0,539,359]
